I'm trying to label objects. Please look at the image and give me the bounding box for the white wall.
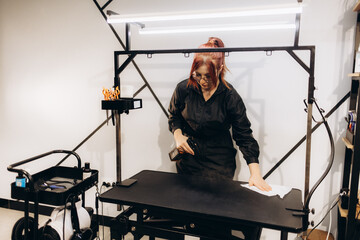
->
[0,0,357,239]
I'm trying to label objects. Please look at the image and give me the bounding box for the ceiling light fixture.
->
[107,5,302,24]
[138,23,296,35]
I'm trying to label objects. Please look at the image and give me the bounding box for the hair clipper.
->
[169,138,200,161]
[187,138,200,156]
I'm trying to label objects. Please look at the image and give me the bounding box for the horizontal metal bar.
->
[115,46,315,56]
[9,150,81,170]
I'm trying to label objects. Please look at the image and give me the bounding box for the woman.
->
[168,37,271,191]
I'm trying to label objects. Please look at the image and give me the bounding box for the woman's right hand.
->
[173,129,194,155]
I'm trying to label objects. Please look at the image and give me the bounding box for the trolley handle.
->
[7,150,82,189]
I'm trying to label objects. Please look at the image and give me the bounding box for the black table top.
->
[100,170,304,233]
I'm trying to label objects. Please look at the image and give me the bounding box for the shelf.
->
[301,229,334,240]
[348,73,360,77]
[354,1,360,12]
[101,98,142,113]
[338,201,360,220]
[342,137,354,150]
[339,10,360,239]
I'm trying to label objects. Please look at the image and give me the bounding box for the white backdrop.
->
[0,0,357,239]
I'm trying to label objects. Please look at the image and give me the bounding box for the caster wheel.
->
[38,225,60,240]
[11,217,35,240]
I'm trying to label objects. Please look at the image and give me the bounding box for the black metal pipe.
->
[286,50,310,73]
[24,190,29,240]
[294,13,301,46]
[116,54,136,75]
[93,0,126,50]
[56,116,112,166]
[308,47,316,104]
[101,0,113,10]
[34,192,39,240]
[115,46,315,56]
[115,112,122,184]
[126,23,131,51]
[8,150,78,169]
[8,150,81,188]
[114,51,120,87]
[133,84,147,98]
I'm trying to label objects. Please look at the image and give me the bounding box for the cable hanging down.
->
[301,98,336,237]
[303,99,335,210]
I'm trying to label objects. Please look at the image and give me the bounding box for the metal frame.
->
[93,0,315,187]
[101,170,305,240]
[89,1,350,238]
[92,0,317,214]
[110,206,260,240]
[0,1,353,239]
[112,46,316,202]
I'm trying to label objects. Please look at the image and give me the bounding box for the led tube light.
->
[139,23,296,35]
[107,5,302,24]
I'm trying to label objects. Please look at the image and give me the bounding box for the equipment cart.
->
[7,150,98,240]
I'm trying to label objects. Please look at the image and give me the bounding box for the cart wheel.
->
[38,225,60,240]
[11,217,35,240]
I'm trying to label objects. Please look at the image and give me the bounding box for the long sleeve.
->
[226,90,260,164]
[168,82,186,133]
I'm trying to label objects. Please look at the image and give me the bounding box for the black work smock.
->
[168,79,260,179]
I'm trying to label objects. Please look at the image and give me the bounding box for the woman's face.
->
[193,64,216,91]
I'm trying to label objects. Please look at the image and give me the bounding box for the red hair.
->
[187,56,217,89]
[189,37,230,89]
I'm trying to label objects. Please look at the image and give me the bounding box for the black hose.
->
[304,100,335,210]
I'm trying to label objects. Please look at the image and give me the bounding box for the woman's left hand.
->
[248,163,272,192]
[249,174,272,192]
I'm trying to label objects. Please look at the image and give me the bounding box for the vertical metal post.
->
[134,208,143,240]
[114,53,120,87]
[280,231,288,240]
[304,47,316,201]
[126,23,131,51]
[114,53,121,184]
[304,104,313,199]
[294,13,301,47]
[302,47,315,238]
[24,188,29,240]
[115,112,121,183]
[33,192,39,240]
[345,79,360,239]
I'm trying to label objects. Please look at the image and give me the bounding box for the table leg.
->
[280,231,288,240]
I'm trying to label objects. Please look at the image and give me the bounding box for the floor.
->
[1,207,302,240]
[0,207,201,240]
[0,207,112,240]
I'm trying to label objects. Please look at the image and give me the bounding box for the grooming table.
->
[100,170,305,240]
